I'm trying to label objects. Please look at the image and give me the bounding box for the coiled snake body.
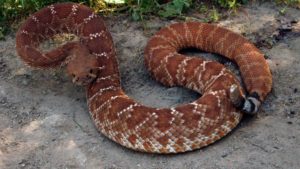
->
[16,3,272,153]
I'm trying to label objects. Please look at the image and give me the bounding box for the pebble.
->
[221,151,229,158]
[21,79,29,86]
[290,111,295,115]
[0,98,7,104]
[18,159,27,168]
[14,67,30,76]
[287,110,296,118]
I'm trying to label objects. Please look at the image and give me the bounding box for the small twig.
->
[244,139,269,153]
[98,6,129,13]
[72,111,85,132]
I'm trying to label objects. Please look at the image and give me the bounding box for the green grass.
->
[276,0,300,6]
[121,0,249,21]
[1,0,299,39]
[0,0,90,39]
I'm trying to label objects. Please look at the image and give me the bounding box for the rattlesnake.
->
[16,2,272,153]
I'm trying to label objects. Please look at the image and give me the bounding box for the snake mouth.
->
[71,68,98,86]
[72,76,94,85]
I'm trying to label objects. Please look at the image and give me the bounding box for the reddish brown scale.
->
[16,3,272,153]
[54,3,73,18]
[165,55,187,85]
[34,8,54,25]
[73,5,93,25]
[87,79,120,100]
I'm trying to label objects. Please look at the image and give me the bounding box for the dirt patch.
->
[0,2,300,169]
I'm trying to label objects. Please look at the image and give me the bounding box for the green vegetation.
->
[214,0,247,9]
[0,0,89,39]
[0,0,299,39]
[276,0,300,6]
[120,0,249,21]
[276,0,300,15]
[125,0,192,20]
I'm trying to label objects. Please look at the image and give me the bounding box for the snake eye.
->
[88,68,97,78]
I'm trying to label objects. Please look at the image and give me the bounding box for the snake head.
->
[66,46,99,86]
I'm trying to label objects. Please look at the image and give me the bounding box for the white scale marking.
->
[153,52,176,77]
[151,35,177,47]
[71,4,79,14]
[31,16,39,23]
[89,31,105,40]
[203,68,226,91]
[166,25,182,48]
[149,45,171,59]
[48,5,56,15]
[88,86,118,102]
[197,61,210,90]
[92,52,109,59]
[21,30,29,35]
[84,13,97,23]
[175,57,192,84]
[190,102,207,114]
[96,75,114,82]
[117,103,139,117]
[195,24,205,48]
[184,22,193,45]
[166,139,176,153]
[214,30,231,53]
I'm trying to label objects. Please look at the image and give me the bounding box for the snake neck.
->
[64,43,100,85]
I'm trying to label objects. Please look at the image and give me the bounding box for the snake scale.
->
[16,2,272,153]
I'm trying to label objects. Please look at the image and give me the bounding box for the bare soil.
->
[0,2,299,169]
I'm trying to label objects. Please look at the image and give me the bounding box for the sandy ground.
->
[0,2,300,169]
